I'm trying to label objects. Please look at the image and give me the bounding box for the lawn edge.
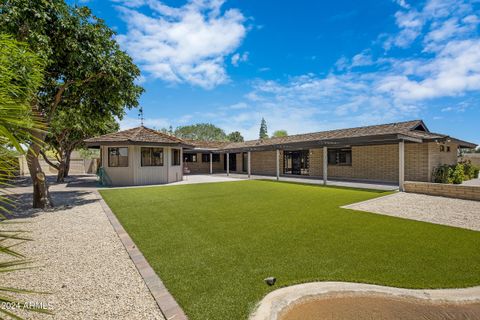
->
[95,190,188,320]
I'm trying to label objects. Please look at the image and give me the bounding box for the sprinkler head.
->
[264,277,276,286]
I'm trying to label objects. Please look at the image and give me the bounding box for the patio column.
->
[399,140,405,191]
[226,152,230,176]
[276,149,280,181]
[209,153,213,174]
[323,146,328,185]
[247,151,251,178]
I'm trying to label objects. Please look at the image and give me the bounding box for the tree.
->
[0,34,51,319]
[227,131,244,142]
[259,117,268,139]
[0,1,143,207]
[40,107,119,182]
[175,123,227,141]
[272,130,288,138]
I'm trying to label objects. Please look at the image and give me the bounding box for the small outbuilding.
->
[85,126,192,186]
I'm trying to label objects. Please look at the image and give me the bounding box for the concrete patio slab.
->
[211,173,399,191]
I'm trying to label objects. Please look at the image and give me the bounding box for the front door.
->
[224,153,237,171]
[291,153,302,175]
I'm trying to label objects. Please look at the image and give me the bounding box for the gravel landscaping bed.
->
[344,192,480,231]
[0,176,164,320]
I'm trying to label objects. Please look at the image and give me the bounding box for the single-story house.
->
[85,120,476,189]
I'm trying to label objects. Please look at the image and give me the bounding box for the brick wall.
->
[404,181,480,201]
[462,154,480,167]
[405,142,429,181]
[428,142,459,181]
[184,152,224,174]
[250,151,284,175]
[309,145,399,182]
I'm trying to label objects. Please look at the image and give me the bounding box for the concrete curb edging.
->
[249,281,480,320]
[95,191,188,320]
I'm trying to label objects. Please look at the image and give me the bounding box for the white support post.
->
[276,149,280,181]
[247,151,251,178]
[226,152,230,176]
[399,140,405,191]
[209,153,213,174]
[323,146,328,185]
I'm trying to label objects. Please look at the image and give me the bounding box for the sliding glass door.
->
[283,150,309,175]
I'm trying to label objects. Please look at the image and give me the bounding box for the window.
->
[446,146,451,152]
[440,145,445,152]
[172,149,181,166]
[184,153,197,162]
[328,148,352,165]
[141,147,163,166]
[283,150,309,175]
[201,153,220,162]
[108,147,128,167]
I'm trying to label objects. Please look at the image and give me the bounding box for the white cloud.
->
[114,0,247,89]
[394,0,411,9]
[118,0,480,140]
[231,51,249,66]
[384,0,478,50]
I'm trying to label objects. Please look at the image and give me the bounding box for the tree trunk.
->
[56,159,66,183]
[64,149,72,178]
[27,131,53,208]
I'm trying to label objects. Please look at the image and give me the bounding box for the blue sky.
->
[80,0,479,143]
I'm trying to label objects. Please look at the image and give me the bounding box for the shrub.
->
[474,166,480,179]
[451,163,465,184]
[459,160,476,180]
[432,163,474,184]
[432,165,453,183]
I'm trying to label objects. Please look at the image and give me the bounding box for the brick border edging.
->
[95,191,188,320]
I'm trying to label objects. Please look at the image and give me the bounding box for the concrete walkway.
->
[463,177,480,186]
[1,175,164,319]
[209,173,398,191]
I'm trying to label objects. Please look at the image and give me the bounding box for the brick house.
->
[86,120,476,188]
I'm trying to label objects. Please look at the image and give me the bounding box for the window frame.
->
[184,153,197,162]
[327,148,352,166]
[172,149,181,166]
[108,147,129,167]
[141,147,164,167]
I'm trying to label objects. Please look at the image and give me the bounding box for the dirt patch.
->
[280,294,480,320]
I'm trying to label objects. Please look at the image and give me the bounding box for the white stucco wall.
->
[101,145,184,186]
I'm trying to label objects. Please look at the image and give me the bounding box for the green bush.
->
[451,163,465,184]
[432,165,453,183]
[432,163,473,184]
[460,160,476,180]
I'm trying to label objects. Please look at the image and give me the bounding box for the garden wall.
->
[404,181,480,201]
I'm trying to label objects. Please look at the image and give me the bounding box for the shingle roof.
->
[85,120,477,150]
[222,120,429,149]
[184,139,231,149]
[84,126,190,146]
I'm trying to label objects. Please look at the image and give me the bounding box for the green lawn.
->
[100,180,480,320]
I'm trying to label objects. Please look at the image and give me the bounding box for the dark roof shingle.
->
[85,126,189,146]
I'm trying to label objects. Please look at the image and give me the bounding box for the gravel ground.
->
[344,192,480,231]
[0,175,164,320]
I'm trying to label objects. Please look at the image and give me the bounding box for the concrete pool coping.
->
[249,282,480,320]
